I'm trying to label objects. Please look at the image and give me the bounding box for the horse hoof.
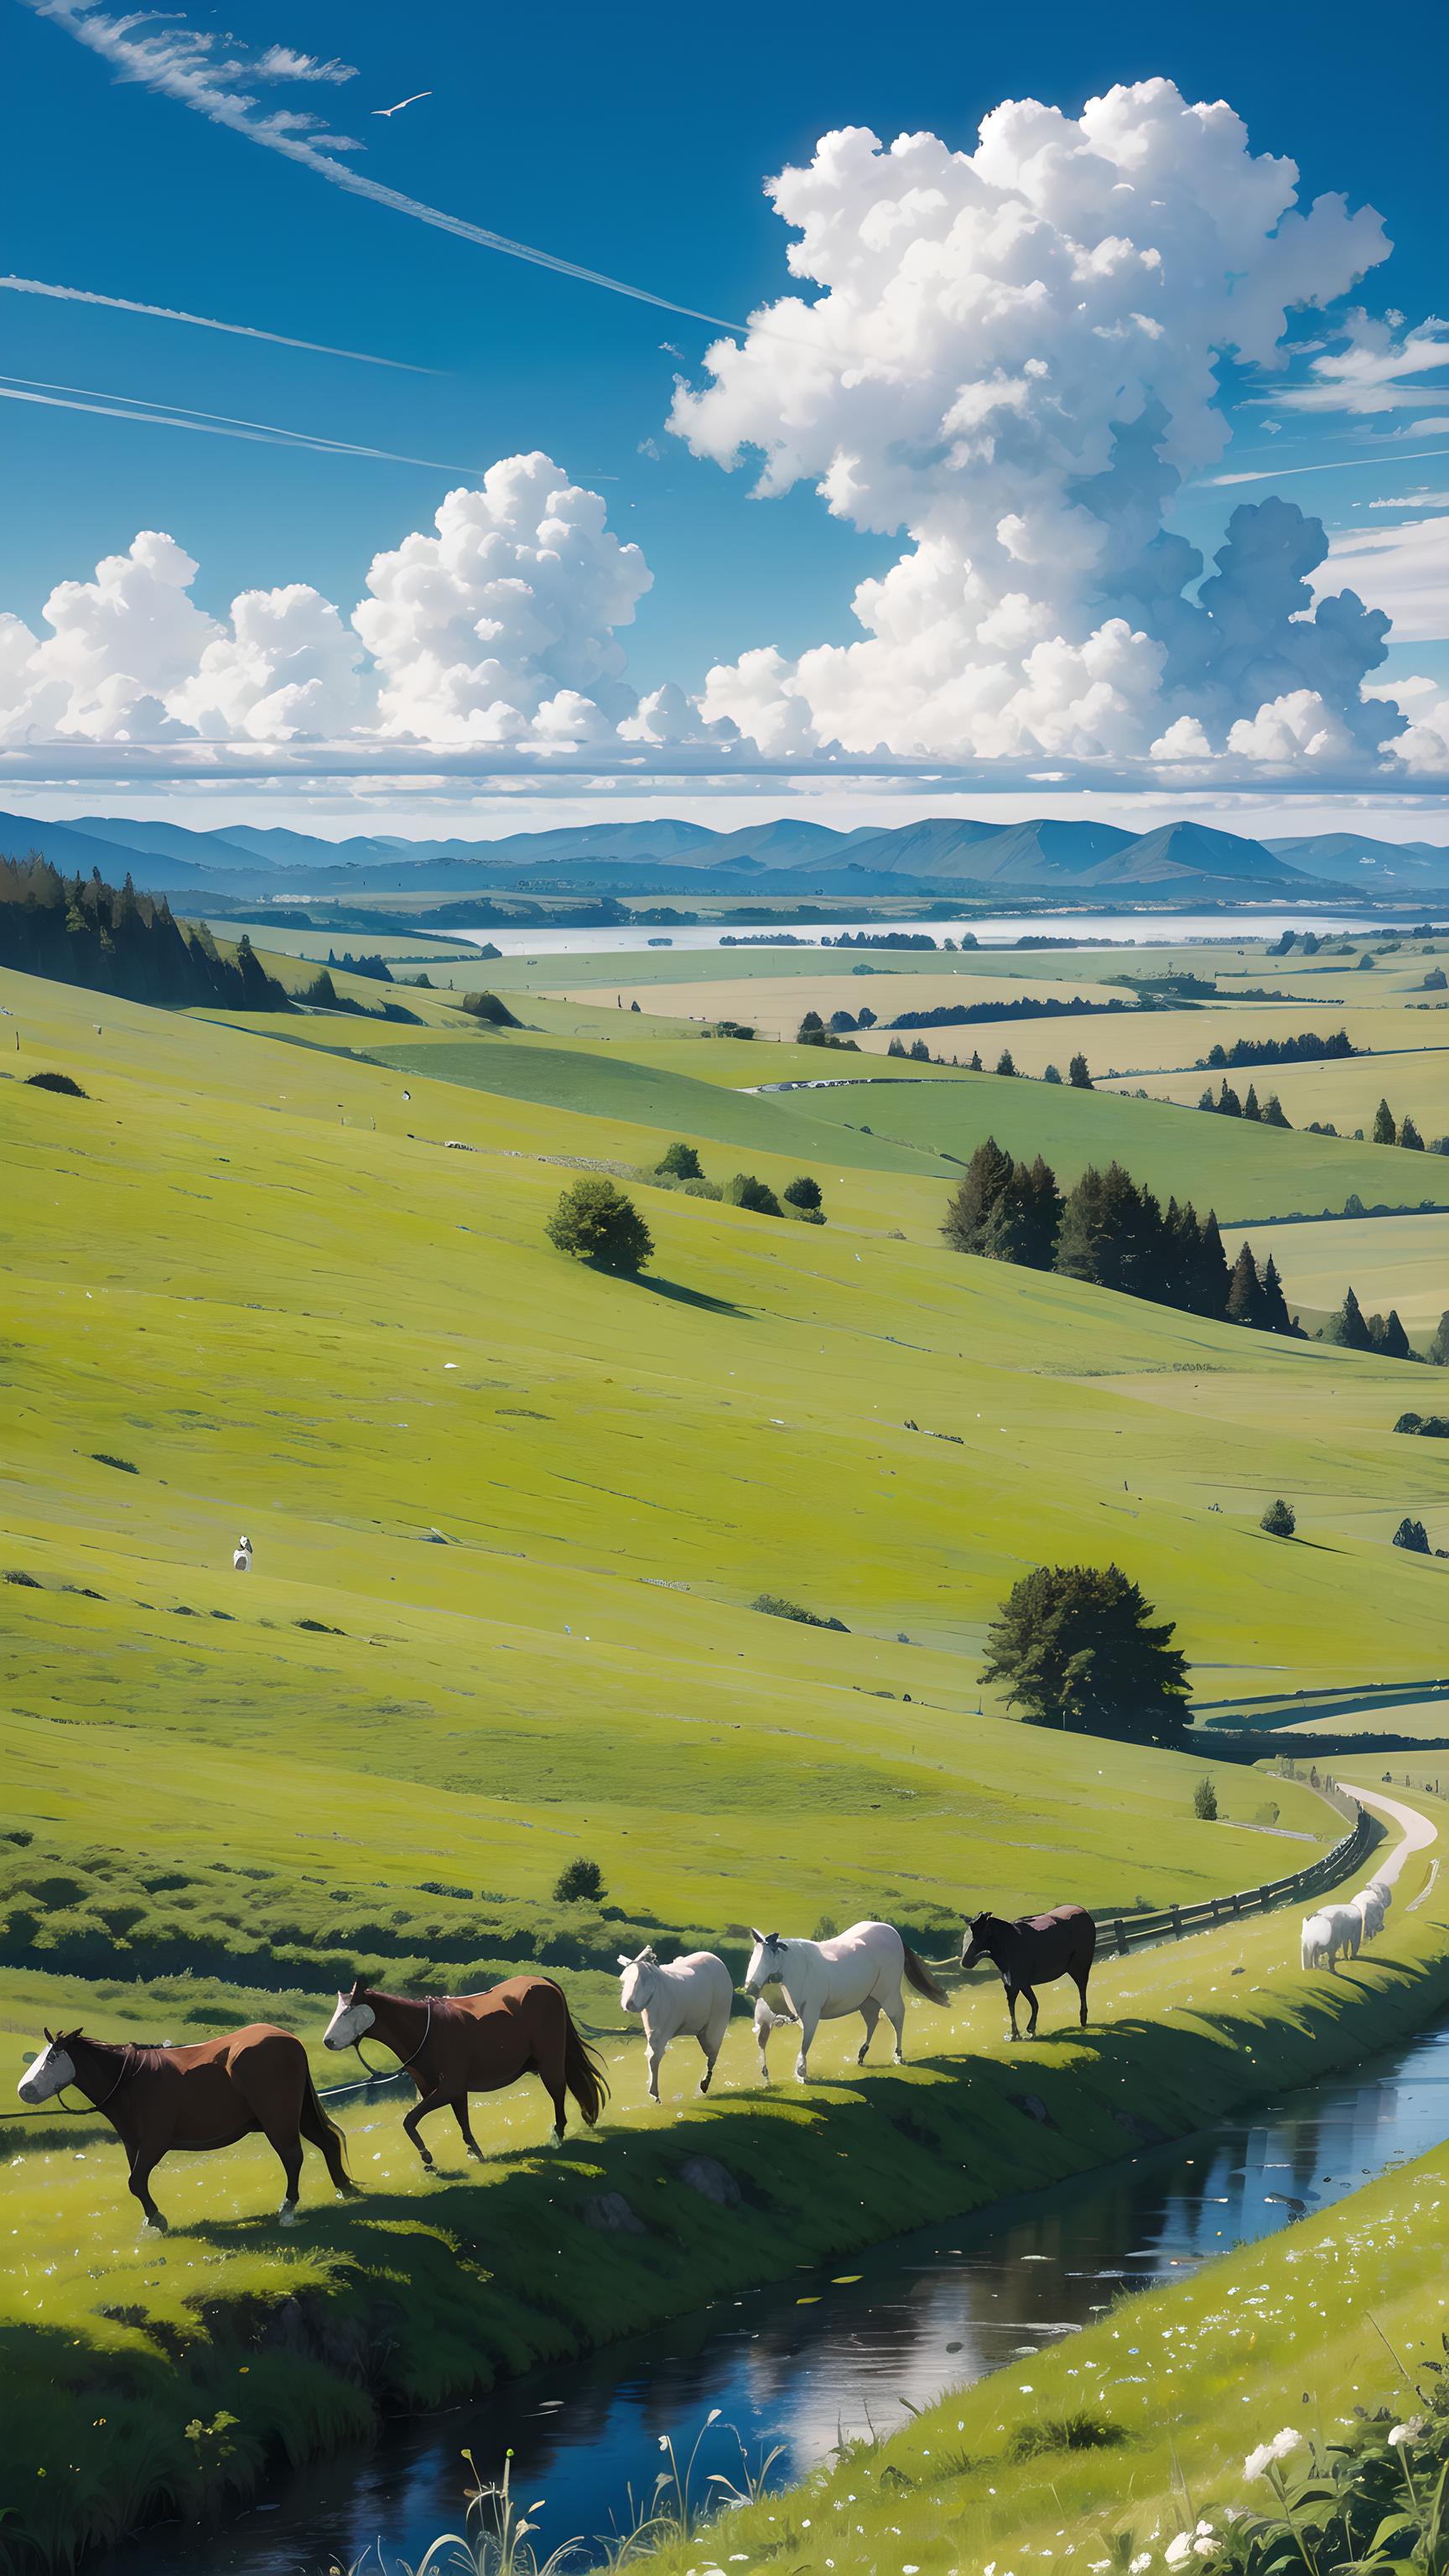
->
[466,2146,484,2164]
[278,2203,299,2227]
[142,2218,167,2236]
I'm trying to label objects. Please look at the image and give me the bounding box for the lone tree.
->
[981,1562,1190,1748]
[1374,1098,1397,1145]
[1261,1497,1297,1537]
[1193,1775,1219,1820]
[724,1171,783,1216]
[553,1857,605,1903]
[782,1173,823,1211]
[1068,1053,1093,1089]
[546,1177,653,1273]
[657,1140,704,1180]
[1431,1311,1449,1368]
[1393,1516,1431,1555]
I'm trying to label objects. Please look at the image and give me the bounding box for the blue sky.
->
[4,0,1449,823]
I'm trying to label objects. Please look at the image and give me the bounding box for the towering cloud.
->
[673,81,1400,767]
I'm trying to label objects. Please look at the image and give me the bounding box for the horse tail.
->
[901,1944,950,2005]
[556,1989,610,2127]
[301,2067,358,2192]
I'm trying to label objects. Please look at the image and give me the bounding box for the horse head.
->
[615,1947,659,2014]
[322,1982,377,2051]
[743,1929,785,1997]
[18,2027,80,2102]
[960,1912,1005,1972]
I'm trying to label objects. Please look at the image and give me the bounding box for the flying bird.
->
[373,91,431,117]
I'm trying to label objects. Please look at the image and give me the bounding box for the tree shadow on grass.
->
[632,1274,750,1317]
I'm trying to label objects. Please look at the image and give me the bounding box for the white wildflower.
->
[1389,2418,1426,2448]
[1165,2535,1193,2568]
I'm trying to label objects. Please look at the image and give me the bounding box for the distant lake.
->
[435,907,1399,958]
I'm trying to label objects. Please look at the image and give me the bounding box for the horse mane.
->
[64,2030,174,2075]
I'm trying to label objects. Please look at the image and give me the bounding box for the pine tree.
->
[1024,1155,1064,1270]
[1261,1093,1291,1128]
[1217,1081,1242,1116]
[995,1048,1017,1076]
[1374,1098,1397,1144]
[1431,1311,1449,1368]
[1259,1253,1295,1335]
[942,1138,1014,1254]
[1226,1242,1267,1327]
[1053,1164,1114,1287]
[1330,1285,1373,1350]
[980,1562,1190,1748]
[969,1050,983,1071]
[1190,1212,1232,1321]
[1242,1083,1262,1121]
[1197,1088,1216,1111]
[1377,1308,1412,1360]
[1068,1054,1093,1089]
[1400,1115,1425,1150]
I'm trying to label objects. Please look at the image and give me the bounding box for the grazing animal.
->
[960,1904,1096,2042]
[233,1535,252,1573]
[742,1920,948,2082]
[16,2024,352,2231]
[616,1947,733,2101]
[1301,1903,1362,1971]
[1351,1881,1390,1942]
[323,1976,607,2167]
[751,1991,798,2082]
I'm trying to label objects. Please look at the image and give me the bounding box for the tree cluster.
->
[981,1562,1190,1747]
[325,948,395,982]
[887,994,1130,1031]
[941,1137,1300,1335]
[1370,1098,1426,1149]
[1197,1079,1291,1124]
[795,1011,860,1051]
[1327,1285,1412,1358]
[0,853,290,1010]
[1199,1029,1356,1070]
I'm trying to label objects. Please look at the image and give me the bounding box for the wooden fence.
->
[1091,1796,1373,1958]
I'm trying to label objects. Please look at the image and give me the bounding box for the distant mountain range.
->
[3,804,1448,909]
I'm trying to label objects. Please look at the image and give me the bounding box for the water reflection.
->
[94,2021,1449,2576]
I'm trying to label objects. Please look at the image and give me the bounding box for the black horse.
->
[960,1903,1096,2040]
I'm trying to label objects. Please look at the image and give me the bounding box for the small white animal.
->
[752,1992,798,2082]
[1301,1903,1361,1971]
[616,1946,732,2101]
[1351,1881,1390,1940]
[233,1535,252,1573]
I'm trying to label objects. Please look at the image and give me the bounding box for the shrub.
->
[656,1140,704,1181]
[553,1857,605,1904]
[1393,1516,1431,1554]
[1396,1413,1449,1437]
[724,1172,783,1217]
[545,1178,653,1273]
[460,990,522,1026]
[751,1592,849,1632]
[782,1174,823,1211]
[1005,2412,1126,2461]
[813,1914,839,1940]
[1260,1498,1296,1536]
[92,1452,138,1474]
[1193,1775,1219,1820]
[24,1070,88,1096]
[1254,1799,1280,1826]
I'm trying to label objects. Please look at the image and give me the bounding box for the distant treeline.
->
[890,994,1132,1031]
[825,930,956,951]
[325,948,395,982]
[0,853,290,1010]
[943,1136,1301,1337]
[1198,1029,1357,1070]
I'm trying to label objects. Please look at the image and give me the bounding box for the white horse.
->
[616,1947,733,2101]
[233,1535,252,1573]
[1351,1880,1390,1942]
[1301,1903,1362,1971]
[742,1920,948,2082]
[751,1992,798,2082]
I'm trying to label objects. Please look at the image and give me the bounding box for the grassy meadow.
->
[8,912,1449,2561]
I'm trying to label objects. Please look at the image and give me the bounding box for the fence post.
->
[1171,1903,1182,1940]
[1114,1918,1128,1955]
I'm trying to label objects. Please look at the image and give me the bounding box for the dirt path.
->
[1348,1784,1439,1884]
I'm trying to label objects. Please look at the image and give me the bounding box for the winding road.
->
[1345,1783,1438,1886]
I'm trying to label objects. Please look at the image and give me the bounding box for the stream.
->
[95,2005,1449,2576]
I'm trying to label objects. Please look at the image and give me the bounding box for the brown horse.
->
[960,1904,1097,2041]
[17,2024,355,2231]
[323,1976,609,2168]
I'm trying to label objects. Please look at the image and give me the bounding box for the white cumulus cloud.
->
[1311,512,1449,642]
[671,79,1400,769]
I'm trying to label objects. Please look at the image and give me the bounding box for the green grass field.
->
[8,922,1449,2563]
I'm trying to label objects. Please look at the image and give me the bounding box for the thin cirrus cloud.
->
[20,0,747,333]
[0,273,437,371]
[1207,445,1449,486]
[0,371,475,470]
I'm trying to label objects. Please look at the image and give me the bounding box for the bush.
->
[1193,1775,1219,1820]
[1006,2412,1126,2461]
[782,1174,823,1211]
[1393,1516,1432,1554]
[92,1452,138,1474]
[545,1178,653,1273]
[813,1914,839,1941]
[751,1592,849,1633]
[724,1172,783,1217]
[553,1857,605,1904]
[656,1140,703,1181]
[460,990,522,1026]
[1260,1498,1296,1536]
[1395,1413,1449,1437]
[1254,1799,1280,1826]
[25,1070,88,1096]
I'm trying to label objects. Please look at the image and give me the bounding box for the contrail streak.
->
[1208,445,1449,486]
[0,371,473,469]
[21,0,747,335]
[0,273,436,370]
